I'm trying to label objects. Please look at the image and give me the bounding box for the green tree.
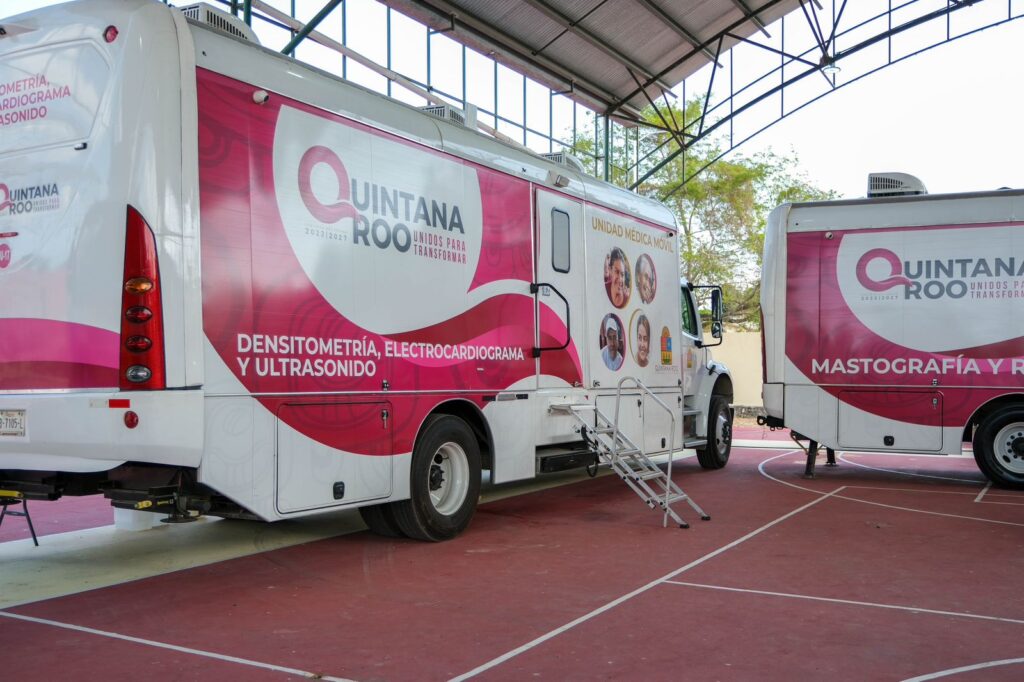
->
[571,100,834,328]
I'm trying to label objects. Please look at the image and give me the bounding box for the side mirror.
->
[712,321,723,339]
[711,288,724,323]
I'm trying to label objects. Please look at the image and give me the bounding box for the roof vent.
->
[178,3,260,44]
[867,172,927,198]
[420,103,477,129]
[541,151,586,174]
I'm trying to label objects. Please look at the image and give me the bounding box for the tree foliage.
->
[572,99,835,328]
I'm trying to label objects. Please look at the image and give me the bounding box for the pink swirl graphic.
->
[297,145,359,223]
[855,248,912,291]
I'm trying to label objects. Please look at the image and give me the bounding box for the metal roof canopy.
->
[380,0,805,121]
[234,0,1015,191]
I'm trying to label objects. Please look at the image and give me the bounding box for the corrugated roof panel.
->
[466,0,564,49]
[585,11,689,84]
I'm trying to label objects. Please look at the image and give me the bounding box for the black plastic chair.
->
[0,491,38,546]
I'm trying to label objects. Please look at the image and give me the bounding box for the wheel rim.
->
[714,409,731,451]
[993,421,1024,475]
[428,441,470,515]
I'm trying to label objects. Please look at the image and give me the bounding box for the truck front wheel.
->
[696,396,732,469]
[392,415,482,541]
[974,404,1024,489]
[359,503,405,538]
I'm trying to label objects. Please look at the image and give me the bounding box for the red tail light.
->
[119,207,165,390]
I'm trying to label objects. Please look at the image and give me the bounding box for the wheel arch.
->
[425,399,494,471]
[963,393,1024,442]
[712,371,734,402]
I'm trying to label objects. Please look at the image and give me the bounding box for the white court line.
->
[846,485,986,496]
[902,658,1024,681]
[838,453,983,484]
[974,482,993,503]
[449,487,846,682]
[845,485,1024,503]
[663,581,1024,626]
[0,611,354,681]
[837,492,1024,526]
[758,452,1024,528]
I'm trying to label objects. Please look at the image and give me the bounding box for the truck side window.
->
[681,288,699,337]
[552,209,570,273]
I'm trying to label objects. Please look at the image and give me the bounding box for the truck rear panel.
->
[0,0,203,474]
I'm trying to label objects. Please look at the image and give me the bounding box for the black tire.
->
[358,503,406,538]
[973,404,1024,490]
[391,415,482,541]
[696,396,732,470]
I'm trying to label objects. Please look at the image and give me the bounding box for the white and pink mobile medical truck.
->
[0,1,733,539]
[760,173,1024,488]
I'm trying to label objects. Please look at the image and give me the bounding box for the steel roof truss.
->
[608,0,792,115]
[729,0,772,37]
[280,0,343,55]
[724,31,818,69]
[628,70,690,157]
[631,0,722,65]
[697,36,726,139]
[633,0,988,195]
[400,0,640,115]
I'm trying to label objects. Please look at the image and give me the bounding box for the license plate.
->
[0,409,25,437]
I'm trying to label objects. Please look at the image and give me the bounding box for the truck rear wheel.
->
[696,396,732,470]
[392,415,481,541]
[973,404,1024,489]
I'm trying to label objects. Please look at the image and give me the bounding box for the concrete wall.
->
[709,331,762,409]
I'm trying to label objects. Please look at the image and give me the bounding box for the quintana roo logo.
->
[297,146,359,224]
[856,248,912,292]
[0,183,11,213]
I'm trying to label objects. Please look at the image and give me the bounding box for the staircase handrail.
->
[614,376,677,526]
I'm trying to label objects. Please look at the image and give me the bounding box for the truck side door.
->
[534,188,587,389]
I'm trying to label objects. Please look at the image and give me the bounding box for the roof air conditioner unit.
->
[420,103,478,129]
[178,3,260,44]
[867,172,927,198]
[541,151,586,174]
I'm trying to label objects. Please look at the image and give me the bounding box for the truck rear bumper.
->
[762,383,784,419]
[0,389,203,472]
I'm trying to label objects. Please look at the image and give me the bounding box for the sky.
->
[744,17,1024,197]
[4,0,1024,198]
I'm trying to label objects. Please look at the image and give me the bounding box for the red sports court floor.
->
[1,442,1022,681]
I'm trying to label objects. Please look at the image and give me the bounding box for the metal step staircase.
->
[549,378,710,528]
